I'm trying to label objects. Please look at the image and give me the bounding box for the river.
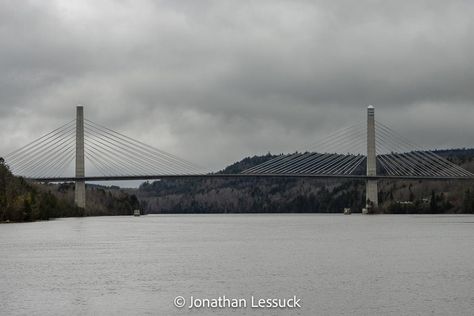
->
[1,214,473,315]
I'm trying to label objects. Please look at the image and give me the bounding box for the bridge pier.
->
[366,105,378,211]
[74,106,86,209]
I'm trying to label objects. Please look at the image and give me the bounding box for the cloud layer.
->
[1,0,473,170]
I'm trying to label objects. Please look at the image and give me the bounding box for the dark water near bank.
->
[1,214,474,315]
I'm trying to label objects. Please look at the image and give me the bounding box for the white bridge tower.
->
[366,105,378,211]
[74,106,86,209]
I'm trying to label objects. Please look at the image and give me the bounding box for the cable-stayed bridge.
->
[3,106,473,210]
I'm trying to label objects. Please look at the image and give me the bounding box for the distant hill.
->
[137,149,474,214]
[217,153,279,174]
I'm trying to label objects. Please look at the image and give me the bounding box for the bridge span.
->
[4,105,473,212]
[30,174,474,183]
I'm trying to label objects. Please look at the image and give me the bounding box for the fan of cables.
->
[4,120,204,179]
[243,120,473,178]
[243,122,367,175]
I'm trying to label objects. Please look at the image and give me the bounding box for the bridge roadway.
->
[29,174,474,182]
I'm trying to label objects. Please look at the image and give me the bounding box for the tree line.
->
[137,152,474,214]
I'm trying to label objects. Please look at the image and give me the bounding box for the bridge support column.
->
[366,105,378,212]
[75,106,86,209]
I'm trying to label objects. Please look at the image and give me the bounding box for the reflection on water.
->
[1,214,474,315]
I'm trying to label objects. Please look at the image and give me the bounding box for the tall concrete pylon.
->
[366,105,378,210]
[75,106,86,209]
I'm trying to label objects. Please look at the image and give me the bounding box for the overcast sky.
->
[1,0,473,173]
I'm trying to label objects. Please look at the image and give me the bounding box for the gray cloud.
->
[1,0,473,172]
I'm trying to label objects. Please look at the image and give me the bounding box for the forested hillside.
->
[137,149,474,214]
[0,158,81,222]
[0,159,140,222]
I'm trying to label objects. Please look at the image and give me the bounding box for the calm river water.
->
[1,214,473,315]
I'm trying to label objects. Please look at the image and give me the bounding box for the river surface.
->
[1,214,473,315]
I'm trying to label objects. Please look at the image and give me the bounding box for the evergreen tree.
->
[430,190,437,213]
[463,189,473,213]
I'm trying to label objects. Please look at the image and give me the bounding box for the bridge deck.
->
[28,174,474,182]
